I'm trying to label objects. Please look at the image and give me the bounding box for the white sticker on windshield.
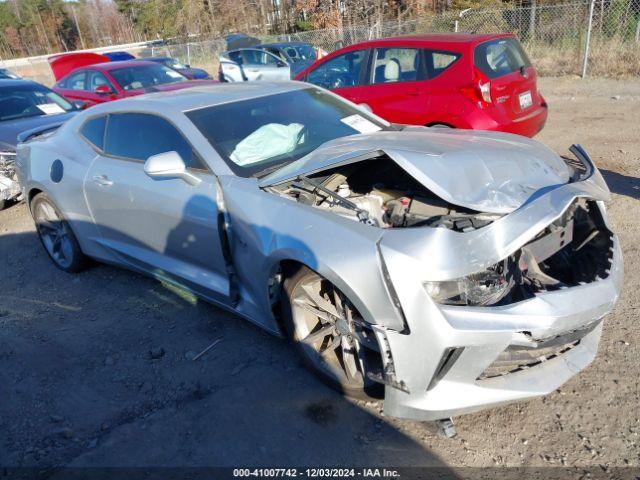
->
[167,71,182,78]
[340,114,381,134]
[37,103,65,115]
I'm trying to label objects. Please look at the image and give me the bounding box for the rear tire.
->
[281,266,383,400]
[31,193,89,273]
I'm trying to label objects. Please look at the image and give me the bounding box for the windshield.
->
[186,88,389,178]
[0,83,74,122]
[109,64,187,91]
[282,44,315,62]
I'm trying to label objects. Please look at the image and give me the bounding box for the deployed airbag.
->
[230,123,303,166]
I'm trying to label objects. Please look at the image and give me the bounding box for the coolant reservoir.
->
[337,184,351,197]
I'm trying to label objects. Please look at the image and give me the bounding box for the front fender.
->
[220,175,405,332]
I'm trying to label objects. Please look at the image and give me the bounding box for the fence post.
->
[635,17,640,42]
[187,43,191,66]
[581,0,595,78]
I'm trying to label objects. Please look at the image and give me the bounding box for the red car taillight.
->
[461,68,493,107]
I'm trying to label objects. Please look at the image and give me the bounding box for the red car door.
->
[304,49,369,104]
[84,70,120,105]
[353,47,431,125]
[53,70,90,104]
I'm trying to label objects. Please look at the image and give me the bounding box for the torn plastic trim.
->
[368,325,410,393]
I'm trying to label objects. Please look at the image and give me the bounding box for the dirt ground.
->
[1,77,639,478]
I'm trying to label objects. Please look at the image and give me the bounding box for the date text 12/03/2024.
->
[233,469,401,478]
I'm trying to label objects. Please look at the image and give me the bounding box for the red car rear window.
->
[474,38,532,79]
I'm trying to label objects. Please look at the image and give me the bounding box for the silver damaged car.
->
[15,82,622,423]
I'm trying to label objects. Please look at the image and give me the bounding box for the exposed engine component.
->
[272,156,502,231]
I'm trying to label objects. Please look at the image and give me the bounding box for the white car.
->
[219,48,291,82]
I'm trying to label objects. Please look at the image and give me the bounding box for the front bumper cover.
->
[375,161,622,421]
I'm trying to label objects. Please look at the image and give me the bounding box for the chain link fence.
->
[3,0,639,85]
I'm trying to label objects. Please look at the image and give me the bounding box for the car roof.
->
[92,60,159,71]
[84,81,310,113]
[340,32,513,50]
[143,57,171,61]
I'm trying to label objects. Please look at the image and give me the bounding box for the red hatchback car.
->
[50,53,216,108]
[295,33,547,137]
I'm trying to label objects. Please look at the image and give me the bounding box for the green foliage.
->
[295,18,315,32]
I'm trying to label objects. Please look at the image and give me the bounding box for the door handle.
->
[93,174,113,187]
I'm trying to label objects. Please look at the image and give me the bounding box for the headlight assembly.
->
[424,260,514,306]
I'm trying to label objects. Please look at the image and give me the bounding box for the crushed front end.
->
[375,148,622,421]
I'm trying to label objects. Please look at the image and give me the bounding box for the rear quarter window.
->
[80,116,106,150]
[424,50,461,79]
[474,38,532,79]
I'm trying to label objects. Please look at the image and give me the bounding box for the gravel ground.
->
[1,77,639,478]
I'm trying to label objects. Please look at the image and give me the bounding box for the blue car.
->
[143,57,211,80]
[0,79,77,209]
[103,51,136,61]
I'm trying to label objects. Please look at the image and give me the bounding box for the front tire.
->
[282,266,383,400]
[31,193,89,273]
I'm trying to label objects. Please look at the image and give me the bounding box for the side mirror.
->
[73,100,88,110]
[144,151,201,186]
[94,84,113,95]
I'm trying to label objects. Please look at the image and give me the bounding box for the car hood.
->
[48,52,110,81]
[0,112,77,149]
[259,128,572,214]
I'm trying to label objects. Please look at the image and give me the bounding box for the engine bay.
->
[270,156,502,231]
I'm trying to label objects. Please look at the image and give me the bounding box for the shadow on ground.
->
[0,229,455,479]
[601,169,640,200]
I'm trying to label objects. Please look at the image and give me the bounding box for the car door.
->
[303,49,368,104]
[83,112,231,302]
[240,48,290,81]
[353,47,432,125]
[55,70,90,103]
[84,70,118,105]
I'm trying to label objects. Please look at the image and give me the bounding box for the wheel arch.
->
[266,255,382,337]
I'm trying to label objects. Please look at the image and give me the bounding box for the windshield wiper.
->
[253,163,289,179]
[295,174,373,225]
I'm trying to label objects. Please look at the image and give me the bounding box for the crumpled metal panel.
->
[0,152,20,202]
[260,129,571,214]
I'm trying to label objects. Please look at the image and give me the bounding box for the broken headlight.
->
[424,261,513,306]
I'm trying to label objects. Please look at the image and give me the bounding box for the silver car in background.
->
[15,82,622,424]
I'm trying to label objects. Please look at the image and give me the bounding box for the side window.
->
[425,50,461,79]
[104,113,206,170]
[266,48,286,62]
[306,50,366,90]
[474,38,531,79]
[371,48,423,84]
[228,51,243,65]
[87,71,113,92]
[243,50,279,66]
[80,116,107,150]
[64,71,87,91]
